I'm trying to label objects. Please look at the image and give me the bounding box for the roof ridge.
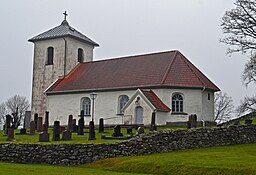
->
[161,51,179,84]
[179,52,207,87]
[84,50,179,65]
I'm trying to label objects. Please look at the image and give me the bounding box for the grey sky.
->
[0,0,254,108]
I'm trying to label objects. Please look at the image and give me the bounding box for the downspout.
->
[63,38,67,77]
[201,86,206,126]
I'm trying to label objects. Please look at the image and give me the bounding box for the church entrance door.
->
[135,106,143,124]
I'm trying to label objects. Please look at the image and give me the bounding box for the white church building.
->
[29,15,220,126]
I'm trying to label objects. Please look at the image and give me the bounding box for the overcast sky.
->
[0,0,254,109]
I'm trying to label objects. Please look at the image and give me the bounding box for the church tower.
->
[29,12,99,118]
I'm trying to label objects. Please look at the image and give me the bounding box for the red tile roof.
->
[46,50,220,94]
[141,89,170,112]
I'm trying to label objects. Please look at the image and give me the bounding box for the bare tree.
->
[220,0,256,55]
[0,95,30,129]
[214,92,234,124]
[221,0,256,114]
[0,102,7,125]
[242,54,256,86]
[237,94,256,114]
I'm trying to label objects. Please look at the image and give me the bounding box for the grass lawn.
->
[0,125,186,144]
[1,143,256,175]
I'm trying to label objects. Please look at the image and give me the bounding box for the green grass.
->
[0,125,186,144]
[1,143,256,175]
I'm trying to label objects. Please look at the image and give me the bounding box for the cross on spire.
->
[63,11,68,20]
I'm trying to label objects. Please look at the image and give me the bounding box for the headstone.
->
[37,117,43,132]
[44,111,49,127]
[62,130,72,140]
[7,128,15,141]
[88,121,96,140]
[42,123,48,134]
[191,114,197,128]
[24,111,31,129]
[136,126,144,135]
[71,119,78,132]
[39,132,50,142]
[29,121,36,135]
[127,127,132,134]
[112,125,123,137]
[99,118,104,133]
[150,112,157,131]
[67,115,73,132]
[4,115,12,135]
[52,121,60,141]
[34,113,38,131]
[78,110,85,135]
[20,128,27,135]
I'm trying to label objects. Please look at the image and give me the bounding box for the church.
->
[29,13,220,126]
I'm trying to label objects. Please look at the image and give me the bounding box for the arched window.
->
[78,48,84,63]
[47,47,54,65]
[81,97,91,115]
[172,94,183,113]
[118,95,129,114]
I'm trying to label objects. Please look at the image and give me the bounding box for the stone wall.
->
[0,124,256,165]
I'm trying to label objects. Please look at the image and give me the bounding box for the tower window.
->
[47,47,54,65]
[208,93,210,100]
[78,48,84,63]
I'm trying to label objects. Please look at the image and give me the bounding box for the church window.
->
[208,93,210,100]
[81,97,91,115]
[78,48,84,63]
[172,94,183,113]
[47,47,54,65]
[118,95,129,114]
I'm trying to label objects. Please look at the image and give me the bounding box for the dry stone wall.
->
[0,124,256,165]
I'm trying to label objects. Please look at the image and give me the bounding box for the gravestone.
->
[112,125,123,137]
[60,126,65,133]
[52,121,60,141]
[136,126,144,135]
[24,111,31,128]
[29,121,36,135]
[67,115,73,132]
[127,127,133,134]
[19,128,27,135]
[34,113,38,131]
[99,118,104,133]
[191,114,197,128]
[42,123,48,134]
[72,119,78,132]
[62,130,72,140]
[44,111,49,127]
[4,115,12,135]
[78,110,85,135]
[7,128,15,141]
[149,112,157,131]
[88,121,96,140]
[39,123,49,142]
[37,117,43,132]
